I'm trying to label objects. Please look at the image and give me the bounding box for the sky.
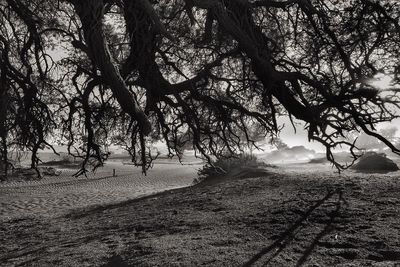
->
[277,117,325,152]
[278,72,400,152]
[278,117,400,153]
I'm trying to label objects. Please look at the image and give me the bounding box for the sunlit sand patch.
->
[0,162,201,221]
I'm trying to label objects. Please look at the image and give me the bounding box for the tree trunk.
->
[71,0,151,135]
[0,53,8,180]
[191,0,316,123]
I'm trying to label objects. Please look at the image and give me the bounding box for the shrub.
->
[197,153,267,182]
[308,157,329,164]
[351,152,399,173]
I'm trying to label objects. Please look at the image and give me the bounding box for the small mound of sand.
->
[229,166,272,179]
[196,165,273,185]
[352,152,399,173]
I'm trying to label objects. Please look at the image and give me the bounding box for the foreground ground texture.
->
[1,163,400,266]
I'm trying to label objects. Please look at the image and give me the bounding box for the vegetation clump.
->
[309,157,329,164]
[197,154,272,184]
[351,152,399,173]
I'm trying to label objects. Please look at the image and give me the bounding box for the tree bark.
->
[71,0,151,135]
[0,51,8,179]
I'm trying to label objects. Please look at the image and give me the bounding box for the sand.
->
[0,160,201,221]
[1,161,400,266]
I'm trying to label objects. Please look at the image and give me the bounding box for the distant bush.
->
[197,153,271,183]
[43,159,73,166]
[351,152,399,173]
[42,154,80,168]
[308,157,329,164]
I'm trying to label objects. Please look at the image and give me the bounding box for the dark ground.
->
[1,164,400,266]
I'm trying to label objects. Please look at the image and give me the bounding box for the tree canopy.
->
[1,0,400,176]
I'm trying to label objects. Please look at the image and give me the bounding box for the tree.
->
[356,126,399,151]
[0,0,399,177]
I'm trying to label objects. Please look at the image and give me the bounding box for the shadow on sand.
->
[243,188,346,266]
[102,255,131,267]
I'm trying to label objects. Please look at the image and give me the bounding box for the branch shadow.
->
[64,186,185,220]
[102,255,131,267]
[243,189,344,267]
[295,190,345,266]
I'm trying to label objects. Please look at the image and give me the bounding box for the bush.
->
[308,157,329,164]
[42,153,81,168]
[196,153,270,184]
[351,152,399,173]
